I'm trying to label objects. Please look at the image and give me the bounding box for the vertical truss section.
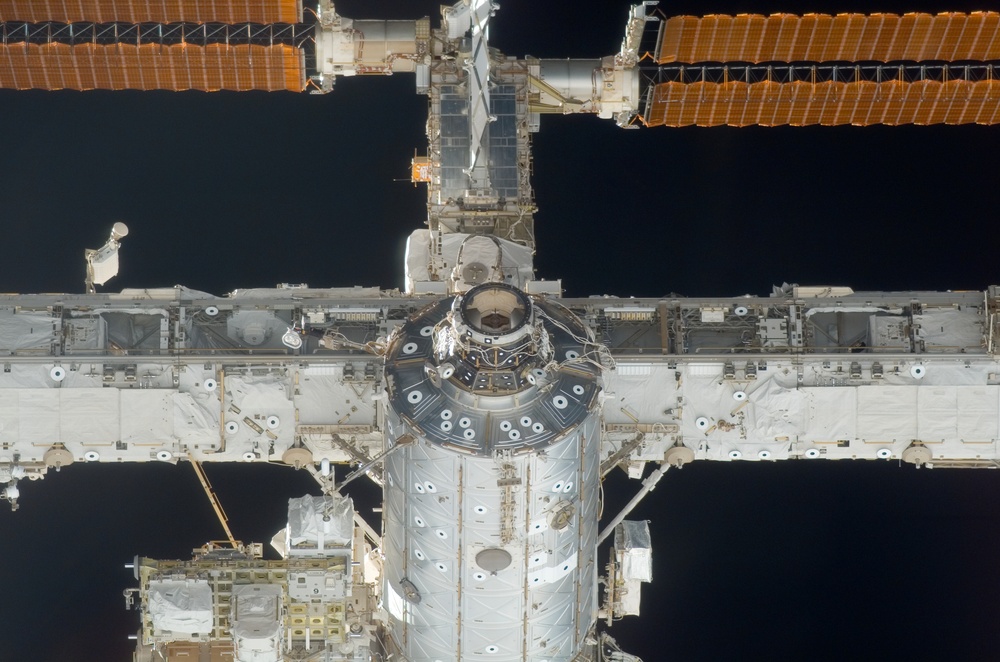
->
[642,66,1000,127]
[656,12,1000,64]
[425,57,535,247]
[0,42,305,91]
[0,0,302,24]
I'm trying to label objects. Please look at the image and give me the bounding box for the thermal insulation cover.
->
[286,495,353,547]
[615,520,652,583]
[148,579,214,635]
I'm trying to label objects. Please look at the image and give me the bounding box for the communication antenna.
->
[84,222,129,294]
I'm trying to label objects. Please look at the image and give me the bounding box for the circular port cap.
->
[475,548,513,573]
[665,445,695,468]
[902,445,933,466]
[282,446,313,469]
[43,447,74,469]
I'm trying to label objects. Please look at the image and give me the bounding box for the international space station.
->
[2,1,1000,660]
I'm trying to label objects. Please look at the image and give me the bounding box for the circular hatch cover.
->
[475,548,513,572]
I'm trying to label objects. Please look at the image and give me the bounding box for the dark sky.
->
[2,1,1000,660]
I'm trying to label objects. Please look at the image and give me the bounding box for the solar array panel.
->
[0,42,305,91]
[0,0,301,24]
[657,12,1000,64]
[643,78,1000,127]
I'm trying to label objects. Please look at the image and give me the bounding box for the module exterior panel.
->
[380,284,603,660]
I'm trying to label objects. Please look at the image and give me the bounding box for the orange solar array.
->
[657,12,1000,63]
[0,0,301,23]
[0,43,305,91]
[643,79,1000,127]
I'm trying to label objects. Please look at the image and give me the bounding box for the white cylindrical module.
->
[537,58,641,120]
[538,59,604,101]
[314,16,421,80]
[383,283,604,661]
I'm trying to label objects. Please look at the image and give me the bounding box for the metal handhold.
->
[399,577,422,604]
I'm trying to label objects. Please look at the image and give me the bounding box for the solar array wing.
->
[646,12,1000,127]
[0,0,302,24]
[0,43,305,91]
[656,13,1000,64]
[643,78,1000,127]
